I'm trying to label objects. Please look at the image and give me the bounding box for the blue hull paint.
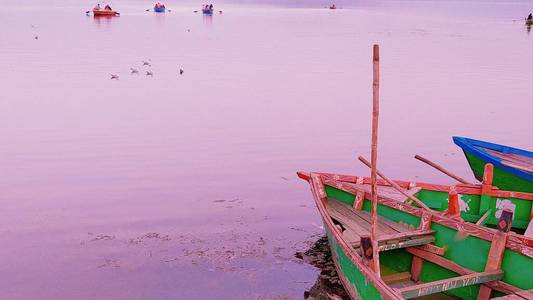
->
[202,9,213,14]
[453,136,533,182]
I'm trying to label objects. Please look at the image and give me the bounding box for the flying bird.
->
[110,74,119,80]
[34,36,39,40]
[179,68,184,75]
[142,60,151,66]
[130,68,139,74]
[146,71,153,77]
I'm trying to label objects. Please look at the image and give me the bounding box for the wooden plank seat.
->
[344,182,422,203]
[326,199,434,251]
[491,289,533,299]
[397,270,503,299]
[491,295,528,300]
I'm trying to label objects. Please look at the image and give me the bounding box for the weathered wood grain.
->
[398,270,503,299]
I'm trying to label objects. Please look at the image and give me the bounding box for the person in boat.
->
[104,4,112,10]
[94,3,101,10]
[209,4,213,10]
[528,13,533,20]
[330,4,336,9]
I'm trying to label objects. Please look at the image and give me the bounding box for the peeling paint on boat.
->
[459,194,471,213]
[495,199,516,220]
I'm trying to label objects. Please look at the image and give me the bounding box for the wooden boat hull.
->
[299,172,533,300]
[93,9,118,16]
[453,137,533,193]
[202,9,213,14]
[154,6,165,12]
[527,19,533,25]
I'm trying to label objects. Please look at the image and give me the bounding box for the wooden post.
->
[479,163,494,227]
[411,212,432,282]
[481,163,494,195]
[370,44,381,276]
[477,209,512,300]
[446,187,461,218]
[353,176,365,210]
[360,236,374,260]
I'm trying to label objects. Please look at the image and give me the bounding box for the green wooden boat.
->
[453,137,533,193]
[297,171,533,300]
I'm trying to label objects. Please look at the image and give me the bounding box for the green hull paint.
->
[326,183,532,231]
[464,151,533,193]
[416,188,531,231]
[322,185,533,299]
[327,229,384,300]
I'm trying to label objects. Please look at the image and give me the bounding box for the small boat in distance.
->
[93,4,119,16]
[154,3,166,13]
[453,136,533,193]
[201,4,214,14]
[329,4,337,9]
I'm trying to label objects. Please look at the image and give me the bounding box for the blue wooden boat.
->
[202,8,213,14]
[453,136,533,193]
[154,4,165,12]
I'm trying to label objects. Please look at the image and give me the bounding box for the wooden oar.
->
[358,156,432,212]
[414,154,473,184]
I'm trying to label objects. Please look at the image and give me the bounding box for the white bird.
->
[142,60,151,66]
[110,74,119,80]
[146,71,153,77]
[130,68,139,74]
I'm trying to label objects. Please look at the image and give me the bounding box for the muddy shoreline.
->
[296,237,349,300]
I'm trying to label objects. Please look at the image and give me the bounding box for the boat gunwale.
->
[93,9,119,16]
[298,171,533,201]
[309,172,403,300]
[453,136,533,181]
[299,171,533,259]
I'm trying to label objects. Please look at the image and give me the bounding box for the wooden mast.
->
[370,44,381,276]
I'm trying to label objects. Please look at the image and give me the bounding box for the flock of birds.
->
[110,60,184,80]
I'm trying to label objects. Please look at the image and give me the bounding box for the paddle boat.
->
[154,3,166,13]
[453,137,533,193]
[298,171,533,299]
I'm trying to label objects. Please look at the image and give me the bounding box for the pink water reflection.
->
[0,0,532,299]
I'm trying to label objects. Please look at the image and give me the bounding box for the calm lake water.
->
[1,0,532,299]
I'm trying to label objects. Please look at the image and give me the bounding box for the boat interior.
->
[309,172,533,300]
[479,147,533,173]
